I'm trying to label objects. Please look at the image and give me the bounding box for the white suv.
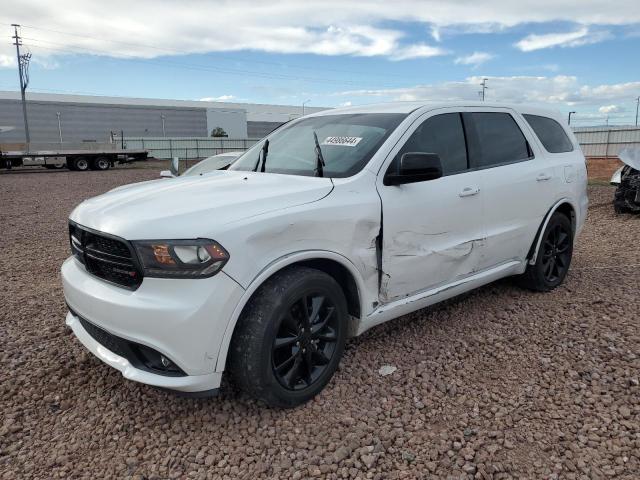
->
[62,102,588,407]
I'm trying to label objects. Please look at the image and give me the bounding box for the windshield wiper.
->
[313,131,325,177]
[253,139,269,172]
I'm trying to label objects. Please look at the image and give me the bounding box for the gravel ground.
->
[1,168,638,480]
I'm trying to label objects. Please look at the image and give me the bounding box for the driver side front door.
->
[376,111,486,302]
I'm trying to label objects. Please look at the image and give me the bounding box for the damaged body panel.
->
[613,148,640,214]
[377,174,486,302]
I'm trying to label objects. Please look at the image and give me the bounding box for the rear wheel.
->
[70,157,90,171]
[90,157,111,171]
[518,212,573,291]
[229,266,348,408]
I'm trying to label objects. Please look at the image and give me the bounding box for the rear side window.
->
[393,113,468,175]
[466,112,531,168]
[523,114,574,153]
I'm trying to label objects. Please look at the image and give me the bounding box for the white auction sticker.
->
[322,136,363,147]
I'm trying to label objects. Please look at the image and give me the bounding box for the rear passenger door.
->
[377,110,486,302]
[463,110,557,269]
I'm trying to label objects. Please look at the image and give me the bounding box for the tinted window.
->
[467,113,531,168]
[393,113,468,175]
[523,114,574,153]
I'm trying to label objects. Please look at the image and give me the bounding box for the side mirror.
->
[160,170,175,178]
[169,157,180,176]
[384,152,443,186]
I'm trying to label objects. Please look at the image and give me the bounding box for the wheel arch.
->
[528,198,577,265]
[215,250,365,372]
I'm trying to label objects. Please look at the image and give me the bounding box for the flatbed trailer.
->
[1,147,149,171]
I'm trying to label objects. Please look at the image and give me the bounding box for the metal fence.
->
[123,137,261,160]
[573,127,640,158]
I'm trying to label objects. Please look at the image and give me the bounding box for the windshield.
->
[183,154,238,176]
[230,113,407,178]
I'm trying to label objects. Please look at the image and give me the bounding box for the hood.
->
[619,148,640,171]
[70,170,333,239]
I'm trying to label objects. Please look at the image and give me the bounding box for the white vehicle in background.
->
[160,151,243,178]
[611,148,640,213]
[62,102,588,407]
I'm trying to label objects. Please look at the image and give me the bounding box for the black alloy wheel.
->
[229,266,348,408]
[272,293,339,391]
[517,211,573,291]
[540,222,571,283]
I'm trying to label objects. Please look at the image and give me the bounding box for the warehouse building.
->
[0,91,328,144]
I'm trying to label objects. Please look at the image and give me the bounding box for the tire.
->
[518,212,573,292]
[71,157,90,171]
[90,157,111,171]
[229,266,348,408]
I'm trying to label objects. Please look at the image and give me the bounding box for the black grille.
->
[69,222,143,289]
[79,315,130,359]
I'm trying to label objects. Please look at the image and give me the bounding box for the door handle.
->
[536,173,552,182]
[459,186,480,197]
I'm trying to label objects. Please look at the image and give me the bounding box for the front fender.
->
[214,250,369,372]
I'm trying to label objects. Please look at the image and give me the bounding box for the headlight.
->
[132,239,229,278]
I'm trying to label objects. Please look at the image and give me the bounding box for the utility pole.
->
[160,114,166,137]
[12,24,31,150]
[302,99,310,116]
[479,78,488,102]
[568,111,576,125]
[635,96,639,127]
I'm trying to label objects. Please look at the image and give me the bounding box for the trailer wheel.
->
[71,157,90,171]
[91,157,111,171]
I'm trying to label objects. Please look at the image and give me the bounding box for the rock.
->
[361,454,378,469]
[401,451,415,463]
[378,365,397,376]
[618,406,631,419]
[333,446,351,463]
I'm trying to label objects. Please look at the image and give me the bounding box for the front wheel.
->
[229,266,348,408]
[518,212,573,291]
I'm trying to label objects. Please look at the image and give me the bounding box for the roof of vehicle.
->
[310,101,565,122]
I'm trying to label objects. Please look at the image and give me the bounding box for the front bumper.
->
[62,256,245,392]
[66,311,222,392]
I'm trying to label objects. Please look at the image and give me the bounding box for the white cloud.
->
[2,1,639,63]
[515,27,611,51]
[391,43,447,61]
[598,104,623,114]
[334,76,640,108]
[0,54,15,68]
[454,52,494,66]
[199,95,236,102]
[339,101,352,107]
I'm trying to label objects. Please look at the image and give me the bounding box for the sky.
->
[1,1,639,126]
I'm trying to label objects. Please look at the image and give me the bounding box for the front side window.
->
[390,113,468,176]
[523,114,574,153]
[230,113,407,178]
[466,112,531,168]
